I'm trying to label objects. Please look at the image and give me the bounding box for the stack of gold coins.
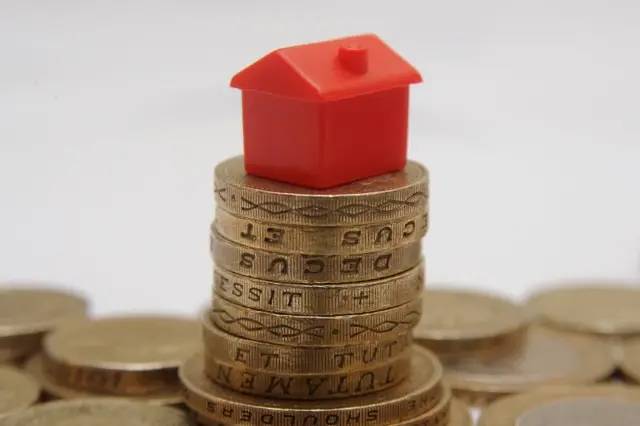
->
[23,316,200,405]
[180,156,473,425]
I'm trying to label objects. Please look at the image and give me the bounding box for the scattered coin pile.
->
[414,288,618,406]
[178,155,475,425]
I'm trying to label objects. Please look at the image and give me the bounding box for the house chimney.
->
[338,45,368,75]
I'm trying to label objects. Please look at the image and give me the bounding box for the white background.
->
[1,0,639,317]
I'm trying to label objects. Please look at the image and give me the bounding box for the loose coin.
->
[620,338,640,383]
[214,208,428,255]
[202,315,412,374]
[449,399,473,426]
[414,289,530,355]
[211,232,422,283]
[0,365,40,420]
[23,355,182,405]
[181,346,443,426]
[213,261,425,315]
[478,386,640,426]
[443,325,615,406]
[204,351,411,400]
[214,156,429,226]
[527,283,640,336]
[42,316,201,397]
[0,398,190,426]
[210,297,422,347]
[0,288,88,362]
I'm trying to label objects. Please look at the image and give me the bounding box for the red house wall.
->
[242,87,409,188]
[241,91,323,186]
[322,86,409,186]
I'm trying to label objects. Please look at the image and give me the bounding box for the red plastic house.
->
[231,34,422,189]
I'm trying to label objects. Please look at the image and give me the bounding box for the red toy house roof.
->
[230,34,422,101]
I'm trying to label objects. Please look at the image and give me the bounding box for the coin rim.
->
[210,296,422,347]
[414,288,532,341]
[23,355,183,405]
[43,315,201,370]
[212,260,425,315]
[443,325,616,394]
[0,288,89,337]
[526,284,640,335]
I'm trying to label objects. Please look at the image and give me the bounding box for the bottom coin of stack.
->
[23,316,200,405]
[180,342,475,426]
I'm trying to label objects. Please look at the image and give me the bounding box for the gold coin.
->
[478,386,640,426]
[202,315,412,374]
[214,156,429,226]
[211,297,421,347]
[443,325,615,406]
[393,386,451,426]
[0,335,42,365]
[211,232,422,284]
[0,398,190,426]
[23,355,182,405]
[527,283,640,336]
[0,365,40,420]
[448,399,473,426]
[180,346,443,426]
[214,208,428,255]
[620,338,640,383]
[414,289,530,354]
[204,351,411,400]
[0,288,88,361]
[213,262,424,315]
[195,396,460,426]
[42,316,201,397]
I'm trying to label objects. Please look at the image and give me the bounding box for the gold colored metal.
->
[180,346,444,426]
[212,262,424,315]
[414,289,531,354]
[202,315,412,374]
[204,351,411,400]
[448,399,473,426]
[210,296,422,347]
[443,325,616,406]
[620,338,640,383]
[478,386,640,426]
[0,288,88,361]
[214,156,429,226]
[0,398,191,426]
[211,232,422,284]
[0,365,40,420]
[0,334,42,365]
[42,316,201,397]
[23,355,183,405]
[527,283,640,336]
[213,208,428,255]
